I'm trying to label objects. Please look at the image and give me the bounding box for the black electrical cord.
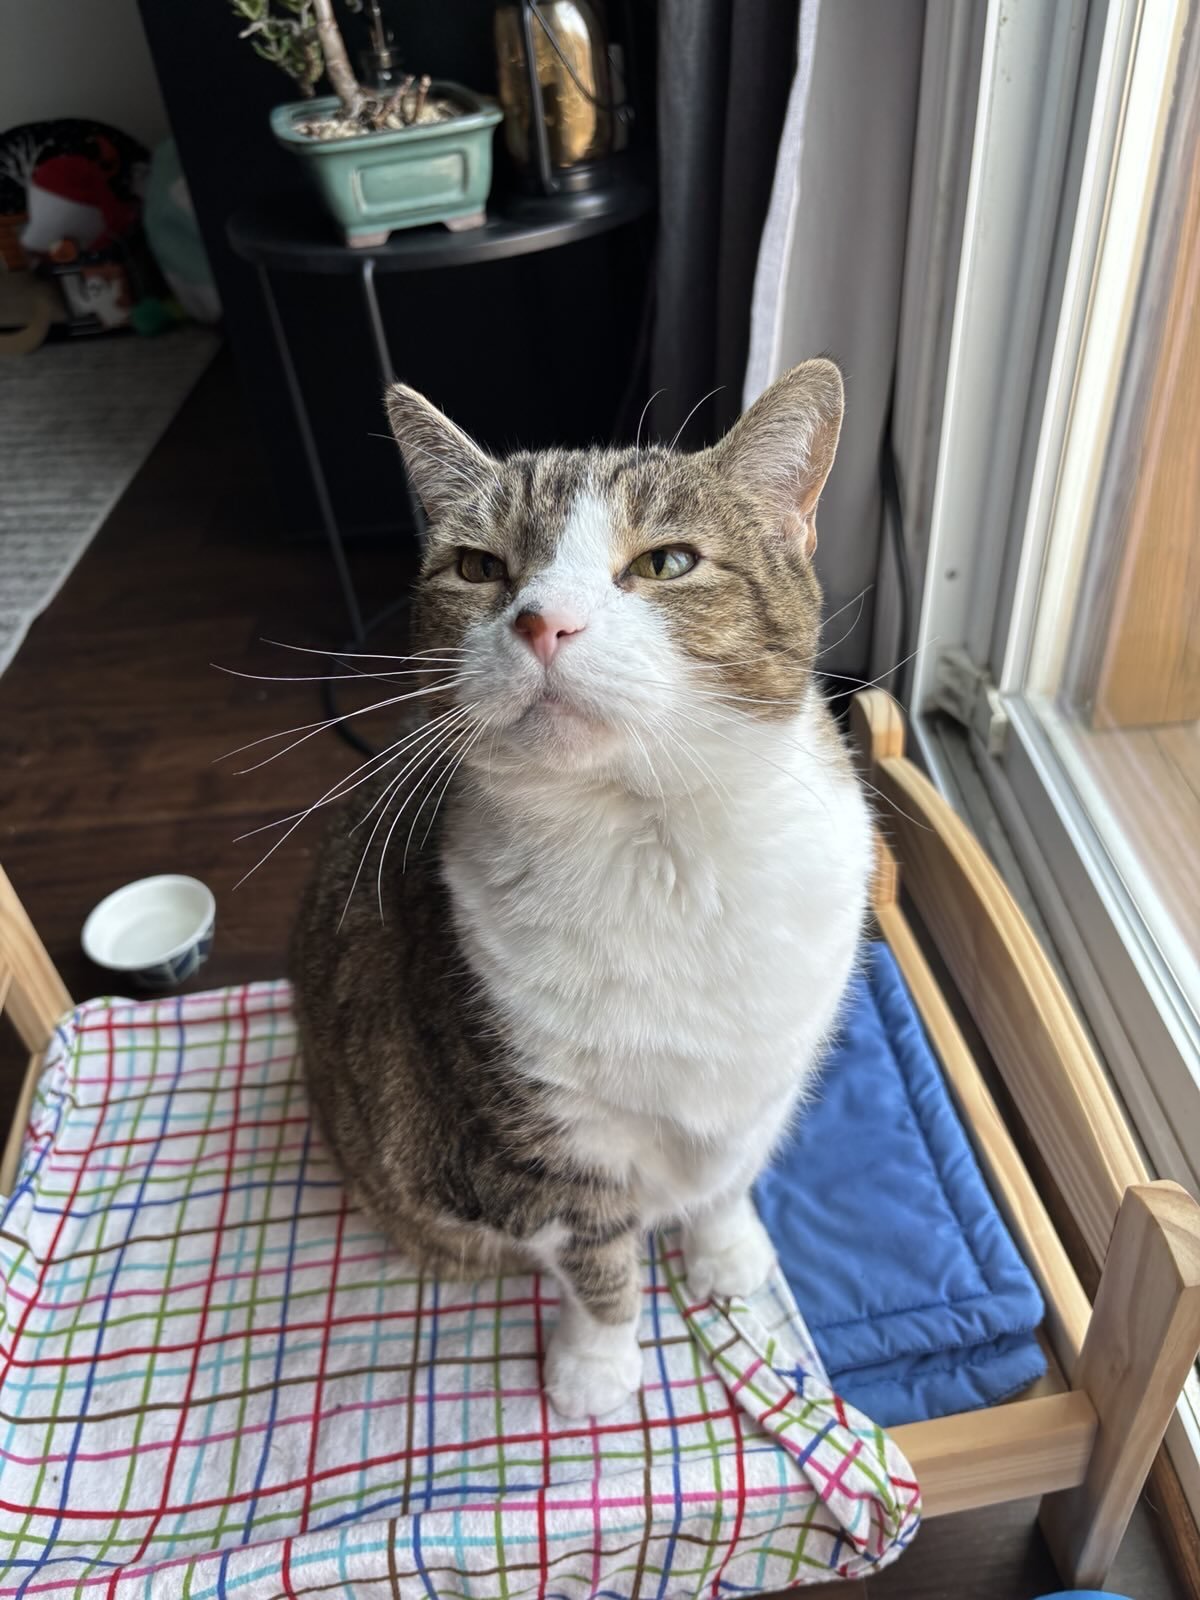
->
[530,4,629,116]
[320,593,414,759]
[879,377,915,706]
[322,664,379,758]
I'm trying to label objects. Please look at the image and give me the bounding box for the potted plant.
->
[230,0,502,245]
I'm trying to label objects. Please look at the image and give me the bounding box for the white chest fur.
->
[442,700,871,1222]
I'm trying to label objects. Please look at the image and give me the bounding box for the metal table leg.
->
[257,264,365,642]
[360,257,427,543]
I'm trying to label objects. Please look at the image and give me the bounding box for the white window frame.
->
[903,0,1200,1526]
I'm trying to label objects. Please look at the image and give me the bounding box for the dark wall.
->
[139,1,655,543]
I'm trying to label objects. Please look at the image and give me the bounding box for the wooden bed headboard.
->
[0,865,72,1194]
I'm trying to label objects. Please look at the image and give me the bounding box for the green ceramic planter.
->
[270,84,502,247]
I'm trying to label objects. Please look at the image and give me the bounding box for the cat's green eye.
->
[457,548,508,583]
[627,546,698,581]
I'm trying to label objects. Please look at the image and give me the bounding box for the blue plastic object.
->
[756,942,1047,1425]
[143,139,220,324]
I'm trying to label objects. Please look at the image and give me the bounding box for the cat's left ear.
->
[386,383,497,527]
[713,359,844,558]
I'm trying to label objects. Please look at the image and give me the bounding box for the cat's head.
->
[387,360,842,784]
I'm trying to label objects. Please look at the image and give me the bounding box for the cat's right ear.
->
[385,384,497,526]
[713,359,843,559]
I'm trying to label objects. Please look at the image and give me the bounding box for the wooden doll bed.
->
[0,687,1197,1592]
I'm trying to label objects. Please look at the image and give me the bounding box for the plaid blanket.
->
[0,983,920,1597]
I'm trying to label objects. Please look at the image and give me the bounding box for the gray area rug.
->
[0,328,220,676]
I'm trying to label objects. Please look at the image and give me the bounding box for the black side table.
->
[227,185,655,644]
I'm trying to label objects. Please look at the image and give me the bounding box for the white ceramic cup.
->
[82,875,216,989]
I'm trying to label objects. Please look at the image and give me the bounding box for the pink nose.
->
[513,608,584,666]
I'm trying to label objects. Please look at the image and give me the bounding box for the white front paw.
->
[685,1209,777,1301]
[545,1330,642,1419]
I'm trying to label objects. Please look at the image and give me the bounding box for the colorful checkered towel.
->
[0,983,920,1597]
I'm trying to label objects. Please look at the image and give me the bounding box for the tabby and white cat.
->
[290,359,872,1420]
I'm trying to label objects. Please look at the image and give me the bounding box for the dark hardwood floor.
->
[0,347,415,1063]
[0,348,1187,1599]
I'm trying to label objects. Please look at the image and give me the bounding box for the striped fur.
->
[291,360,873,1418]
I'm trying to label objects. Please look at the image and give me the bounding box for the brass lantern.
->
[494,1,625,194]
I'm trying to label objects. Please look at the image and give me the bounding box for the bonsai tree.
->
[229,0,438,132]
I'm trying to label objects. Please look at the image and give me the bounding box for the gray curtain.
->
[743,0,926,675]
[649,0,800,449]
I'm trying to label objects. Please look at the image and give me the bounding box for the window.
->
[902,0,1200,1525]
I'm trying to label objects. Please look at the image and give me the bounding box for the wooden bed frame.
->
[1,689,1198,1589]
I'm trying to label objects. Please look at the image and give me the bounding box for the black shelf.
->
[228,179,655,276]
[223,172,655,643]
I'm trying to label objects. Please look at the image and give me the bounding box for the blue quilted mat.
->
[756,941,1046,1426]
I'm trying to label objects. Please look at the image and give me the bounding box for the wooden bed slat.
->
[0,866,72,1196]
[850,693,1148,1269]
[893,1391,1096,1517]
[0,866,71,1058]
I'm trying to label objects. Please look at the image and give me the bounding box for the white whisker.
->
[686,684,804,709]
[231,713,456,892]
[639,721,708,830]
[224,678,471,773]
[233,706,470,841]
[661,721,733,806]
[635,387,666,459]
[669,385,724,452]
[349,706,475,836]
[855,774,933,833]
[675,693,932,833]
[816,639,930,696]
[326,655,438,690]
[679,594,873,676]
[389,435,496,496]
[260,637,467,665]
[614,669,800,713]
[374,718,478,913]
[684,647,805,674]
[625,721,666,809]
[814,586,872,661]
[338,709,477,928]
[213,663,463,685]
[484,721,503,782]
[667,703,829,818]
[408,717,489,865]
[820,584,874,628]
